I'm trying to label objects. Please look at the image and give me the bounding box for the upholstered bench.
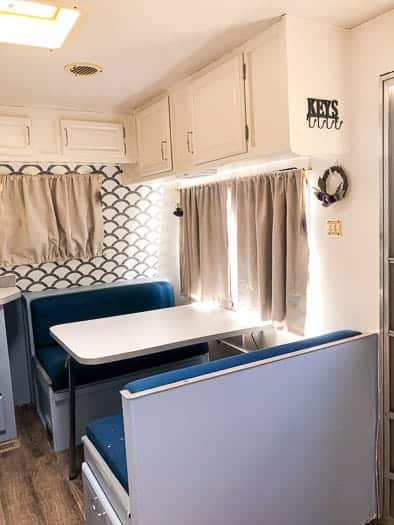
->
[82,330,378,525]
[24,279,209,451]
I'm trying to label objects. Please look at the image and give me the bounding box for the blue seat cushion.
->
[37,342,208,391]
[30,280,175,350]
[125,330,361,394]
[87,414,128,491]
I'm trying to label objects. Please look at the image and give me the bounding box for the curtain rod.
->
[175,166,312,191]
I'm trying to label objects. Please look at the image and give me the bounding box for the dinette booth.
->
[0,8,385,525]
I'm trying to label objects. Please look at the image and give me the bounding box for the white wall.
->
[307,11,394,335]
[330,10,394,333]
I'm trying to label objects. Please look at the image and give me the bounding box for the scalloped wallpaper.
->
[0,164,163,292]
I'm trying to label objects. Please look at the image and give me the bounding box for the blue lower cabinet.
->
[0,305,17,443]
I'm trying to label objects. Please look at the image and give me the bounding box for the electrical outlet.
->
[327,219,342,237]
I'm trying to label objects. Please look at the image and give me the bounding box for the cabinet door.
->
[61,120,126,159]
[0,116,32,156]
[244,20,291,157]
[0,308,16,443]
[170,85,194,173]
[135,97,173,176]
[191,54,247,165]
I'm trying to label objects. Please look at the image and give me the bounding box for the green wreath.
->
[314,166,349,207]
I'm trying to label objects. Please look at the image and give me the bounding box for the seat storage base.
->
[83,463,124,525]
[83,436,129,523]
[34,352,208,451]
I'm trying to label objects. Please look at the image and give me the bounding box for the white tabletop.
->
[50,303,264,365]
[0,287,21,306]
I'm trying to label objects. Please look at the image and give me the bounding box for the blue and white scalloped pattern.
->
[0,164,162,292]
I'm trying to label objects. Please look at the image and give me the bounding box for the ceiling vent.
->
[65,63,103,77]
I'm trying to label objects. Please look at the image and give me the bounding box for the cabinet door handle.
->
[26,126,31,146]
[64,128,69,147]
[90,495,99,511]
[161,140,168,161]
[187,131,194,154]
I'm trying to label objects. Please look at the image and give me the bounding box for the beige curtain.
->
[232,170,309,334]
[180,182,230,304]
[0,173,104,267]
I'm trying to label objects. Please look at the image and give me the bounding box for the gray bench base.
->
[33,353,208,451]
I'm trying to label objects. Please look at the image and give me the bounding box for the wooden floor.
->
[0,406,84,525]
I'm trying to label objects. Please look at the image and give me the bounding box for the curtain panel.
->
[232,170,309,334]
[0,173,104,267]
[180,182,230,304]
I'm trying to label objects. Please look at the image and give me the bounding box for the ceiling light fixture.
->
[0,1,80,49]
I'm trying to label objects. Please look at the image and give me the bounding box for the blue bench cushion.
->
[87,414,128,491]
[37,342,208,391]
[30,280,175,350]
[125,330,361,394]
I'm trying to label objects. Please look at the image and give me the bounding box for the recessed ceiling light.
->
[0,1,80,49]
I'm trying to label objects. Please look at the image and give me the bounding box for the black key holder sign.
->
[306,98,343,130]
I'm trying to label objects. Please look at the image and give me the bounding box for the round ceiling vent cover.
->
[65,63,103,77]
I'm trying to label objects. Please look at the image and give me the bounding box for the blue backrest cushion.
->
[125,330,361,393]
[30,280,175,349]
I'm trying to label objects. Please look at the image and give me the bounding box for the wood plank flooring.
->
[0,406,84,525]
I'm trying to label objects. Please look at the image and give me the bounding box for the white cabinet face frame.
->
[190,54,248,165]
[135,96,173,177]
[61,120,126,159]
[0,116,33,156]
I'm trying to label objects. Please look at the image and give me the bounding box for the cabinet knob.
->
[26,126,31,146]
[187,131,194,154]
[160,140,168,161]
[64,128,69,147]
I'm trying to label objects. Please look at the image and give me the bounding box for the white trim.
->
[83,437,130,519]
[121,333,373,401]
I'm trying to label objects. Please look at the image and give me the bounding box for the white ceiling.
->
[1,0,393,113]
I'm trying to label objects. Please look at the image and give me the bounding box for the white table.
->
[50,304,264,478]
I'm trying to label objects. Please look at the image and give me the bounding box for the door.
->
[382,74,394,517]
[190,54,247,165]
[61,120,126,158]
[0,116,32,156]
[135,96,173,176]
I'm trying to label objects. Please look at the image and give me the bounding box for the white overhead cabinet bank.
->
[130,15,348,181]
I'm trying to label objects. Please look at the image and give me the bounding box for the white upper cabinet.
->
[61,120,126,161]
[170,84,194,173]
[244,22,290,158]
[244,16,348,158]
[0,116,33,157]
[0,110,133,163]
[190,54,247,165]
[131,15,348,180]
[135,96,173,177]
